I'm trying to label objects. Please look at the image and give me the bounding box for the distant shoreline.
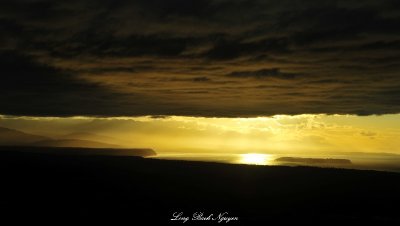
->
[276,157,352,165]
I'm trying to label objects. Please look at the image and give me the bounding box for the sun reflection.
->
[238,153,273,165]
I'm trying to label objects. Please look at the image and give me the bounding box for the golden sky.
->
[1,114,399,155]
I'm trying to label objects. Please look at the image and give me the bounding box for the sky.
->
[1,114,399,154]
[1,1,400,155]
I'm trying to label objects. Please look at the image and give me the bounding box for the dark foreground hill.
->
[0,147,399,225]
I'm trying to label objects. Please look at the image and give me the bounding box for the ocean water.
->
[149,152,400,173]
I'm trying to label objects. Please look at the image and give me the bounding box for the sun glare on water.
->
[238,153,273,165]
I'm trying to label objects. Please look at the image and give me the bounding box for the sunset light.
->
[238,153,273,165]
[1,0,400,224]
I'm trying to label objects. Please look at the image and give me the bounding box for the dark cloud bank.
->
[1,0,400,117]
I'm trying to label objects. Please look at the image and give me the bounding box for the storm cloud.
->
[1,0,400,117]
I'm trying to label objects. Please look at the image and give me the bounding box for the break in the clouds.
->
[1,0,400,117]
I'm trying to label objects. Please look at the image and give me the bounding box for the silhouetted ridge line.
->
[276,157,352,164]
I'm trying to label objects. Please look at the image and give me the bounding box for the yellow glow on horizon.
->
[238,154,273,165]
[0,114,400,155]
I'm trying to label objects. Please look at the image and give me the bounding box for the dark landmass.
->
[276,157,352,165]
[31,139,121,149]
[0,146,156,157]
[0,147,399,225]
[0,126,49,145]
[0,126,122,148]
